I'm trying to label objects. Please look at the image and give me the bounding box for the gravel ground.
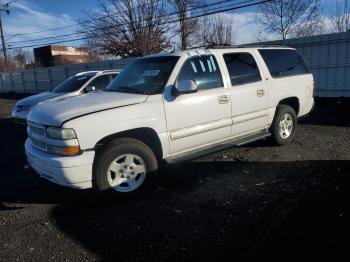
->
[0,95,349,262]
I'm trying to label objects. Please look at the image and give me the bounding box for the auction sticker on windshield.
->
[143,70,160,77]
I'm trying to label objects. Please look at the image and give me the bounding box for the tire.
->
[271,105,297,146]
[93,138,158,198]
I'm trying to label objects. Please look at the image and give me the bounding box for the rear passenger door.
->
[223,52,269,137]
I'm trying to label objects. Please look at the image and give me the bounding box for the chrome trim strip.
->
[233,111,269,125]
[170,118,232,141]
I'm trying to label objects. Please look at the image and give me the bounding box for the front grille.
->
[31,138,46,150]
[16,105,31,112]
[30,125,45,136]
[28,122,45,136]
[28,122,47,152]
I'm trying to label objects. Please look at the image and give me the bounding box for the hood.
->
[28,91,148,126]
[15,92,65,108]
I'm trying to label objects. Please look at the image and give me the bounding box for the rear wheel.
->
[93,138,158,198]
[271,105,297,145]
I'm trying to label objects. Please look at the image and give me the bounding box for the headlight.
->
[47,145,81,156]
[46,127,77,140]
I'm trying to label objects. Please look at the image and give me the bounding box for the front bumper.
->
[25,139,95,189]
[12,110,29,124]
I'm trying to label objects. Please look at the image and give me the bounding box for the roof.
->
[75,69,121,77]
[144,45,295,59]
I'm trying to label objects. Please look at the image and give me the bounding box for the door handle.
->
[218,95,229,104]
[257,89,265,97]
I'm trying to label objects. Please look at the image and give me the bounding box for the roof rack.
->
[183,43,292,52]
[205,44,290,49]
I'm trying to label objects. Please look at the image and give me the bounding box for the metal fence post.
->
[48,68,53,91]
[21,71,26,93]
[65,66,69,79]
[33,70,38,93]
[9,73,14,93]
[0,74,4,93]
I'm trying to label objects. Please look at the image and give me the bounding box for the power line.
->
[6,0,246,45]
[7,0,272,50]
[8,0,270,49]
[5,0,163,39]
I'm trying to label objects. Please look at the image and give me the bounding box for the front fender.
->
[62,97,169,158]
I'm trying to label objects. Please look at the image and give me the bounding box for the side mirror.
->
[174,80,198,96]
[85,86,96,93]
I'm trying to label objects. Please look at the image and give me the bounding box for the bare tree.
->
[199,14,235,46]
[258,0,323,40]
[330,0,350,32]
[83,0,172,57]
[13,49,29,69]
[254,28,270,42]
[168,0,202,50]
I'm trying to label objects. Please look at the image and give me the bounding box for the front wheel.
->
[271,105,297,146]
[93,138,158,198]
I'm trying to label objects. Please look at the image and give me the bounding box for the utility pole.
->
[0,4,10,71]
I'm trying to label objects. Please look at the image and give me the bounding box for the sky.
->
[0,0,339,57]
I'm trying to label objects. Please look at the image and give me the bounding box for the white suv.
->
[25,47,315,197]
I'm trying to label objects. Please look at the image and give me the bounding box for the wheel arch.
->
[278,97,300,116]
[94,127,163,161]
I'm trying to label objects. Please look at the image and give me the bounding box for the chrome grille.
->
[30,125,45,136]
[31,138,46,150]
[28,122,47,152]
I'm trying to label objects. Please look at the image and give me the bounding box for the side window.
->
[223,53,262,86]
[259,49,310,78]
[89,75,111,91]
[177,55,223,90]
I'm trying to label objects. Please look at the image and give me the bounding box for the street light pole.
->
[0,4,10,71]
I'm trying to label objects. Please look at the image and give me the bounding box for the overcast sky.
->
[1,0,339,54]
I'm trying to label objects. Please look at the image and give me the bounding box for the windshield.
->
[106,56,180,95]
[52,75,94,93]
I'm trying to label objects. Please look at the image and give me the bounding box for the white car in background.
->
[12,70,120,123]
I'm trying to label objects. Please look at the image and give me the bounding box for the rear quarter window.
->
[259,49,310,78]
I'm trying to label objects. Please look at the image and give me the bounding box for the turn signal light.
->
[63,146,81,156]
[47,145,81,156]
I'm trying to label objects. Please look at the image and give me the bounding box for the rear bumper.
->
[25,139,94,189]
[298,97,315,118]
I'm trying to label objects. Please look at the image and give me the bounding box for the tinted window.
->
[52,75,93,93]
[107,56,179,95]
[89,75,111,91]
[223,53,262,85]
[177,55,223,90]
[259,49,310,78]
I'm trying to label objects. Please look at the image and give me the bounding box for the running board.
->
[166,130,271,164]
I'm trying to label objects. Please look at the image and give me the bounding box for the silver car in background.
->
[12,70,120,123]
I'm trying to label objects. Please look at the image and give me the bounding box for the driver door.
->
[163,55,232,155]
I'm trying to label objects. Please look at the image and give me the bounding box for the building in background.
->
[34,45,90,67]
